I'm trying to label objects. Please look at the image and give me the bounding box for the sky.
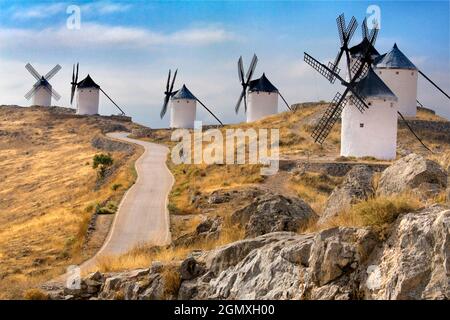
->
[0,0,449,128]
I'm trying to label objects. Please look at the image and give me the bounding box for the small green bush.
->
[111,183,122,191]
[93,153,113,169]
[96,201,118,215]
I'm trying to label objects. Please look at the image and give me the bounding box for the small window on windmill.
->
[368,102,372,106]
[379,71,382,75]
[396,71,399,75]
[390,103,394,108]
[360,123,364,128]
[411,72,414,76]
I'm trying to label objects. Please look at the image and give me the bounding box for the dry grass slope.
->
[0,106,141,298]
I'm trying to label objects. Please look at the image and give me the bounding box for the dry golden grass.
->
[288,172,343,213]
[0,106,140,298]
[305,193,422,237]
[94,217,244,273]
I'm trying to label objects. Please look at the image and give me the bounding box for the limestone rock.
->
[231,195,317,237]
[377,154,447,197]
[320,165,375,224]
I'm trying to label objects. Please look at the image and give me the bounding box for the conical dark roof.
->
[248,73,278,93]
[171,84,197,100]
[77,74,100,89]
[375,43,417,70]
[353,68,397,101]
[349,37,380,58]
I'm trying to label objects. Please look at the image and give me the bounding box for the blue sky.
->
[0,0,449,127]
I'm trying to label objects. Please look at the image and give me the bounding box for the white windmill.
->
[304,13,431,160]
[24,63,61,107]
[70,63,125,116]
[235,55,291,122]
[374,43,418,117]
[375,43,450,117]
[160,69,223,129]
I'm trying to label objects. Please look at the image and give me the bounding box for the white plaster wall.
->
[32,86,52,107]
[375,68,417,117]
[170,99,196,128]
[76,88,100,115]
[341,98,398,160]
[247,91,278,122]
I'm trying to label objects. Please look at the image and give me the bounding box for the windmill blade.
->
[243,93,248,112]
[166,69,171,92]
[169,69,178,93]
[278,91,291,111]
[362,18,369,40]
[346,16,358,43]
[304,52,345,84]
[70,65,76,105]
[238,56,244,84]
[75,63,79,83]
[398,111,432,152]
[311,91,349,144]
[44,64,62,81]
[160,95,170,119]
[42,84,61,101]
[100,88,125,115]
[24,85,39,100]
[330,49,344,75]
[418,70,450,100]
[25,63,42,81]
[235,88,246,114]
[245,54,258,82]
[369,27,378,46]
[347,91,369,113]
[336,13,346,46]
[196,97,223,126]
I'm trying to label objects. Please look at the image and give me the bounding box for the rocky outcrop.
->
[91,136,134,154]
[173,216,223,246]
[320,166,375,224]
[231,195,317,237]
[179,228,378,300]
[377,154,447,198]
[44,206,449,300]
[361,205,450,300]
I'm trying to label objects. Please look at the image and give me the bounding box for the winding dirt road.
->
[81,132,173,270]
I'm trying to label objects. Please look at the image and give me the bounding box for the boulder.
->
[361,205,450,300]
[173,216,223,247]
[377,154,447,198]
[180,228,377,300]
[231,195,317,237]
[320,165,375,224]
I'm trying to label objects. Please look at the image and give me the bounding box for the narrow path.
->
[81,132,173,271]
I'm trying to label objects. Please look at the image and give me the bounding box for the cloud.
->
[11,3,67,20]
[0,23,236,50]
[80,1,133,15]
[9,1,132,20]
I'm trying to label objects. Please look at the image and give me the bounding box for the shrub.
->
[111,183,122,191]
[96,201,118,215]
[92,153,113,169]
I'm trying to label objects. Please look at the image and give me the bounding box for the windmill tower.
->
[304,14,431,160]
[341,69,398,159]
[76,75,101,115]
[374,44,418,117]
[24,63,61,107]
[161,70,223,129]
[70,63,126,116]
[235,55,291,123]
